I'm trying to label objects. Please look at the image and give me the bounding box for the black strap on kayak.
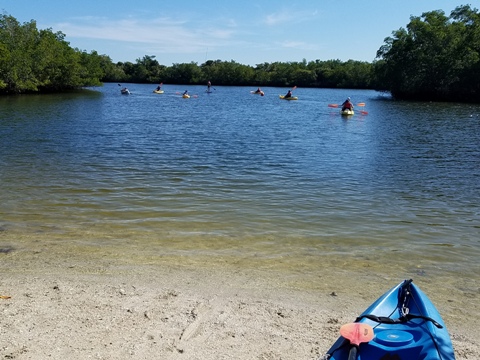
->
[355,313,443,329]
[380,355,401,360]
[355,279,443,329]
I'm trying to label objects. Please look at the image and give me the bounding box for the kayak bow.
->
[279,95,298,100]
[340,109,354,116]
[325,279,455,360]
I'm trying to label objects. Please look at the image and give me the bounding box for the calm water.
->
[1,83,479,286]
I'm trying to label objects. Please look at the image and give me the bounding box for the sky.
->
[1,1,465,66]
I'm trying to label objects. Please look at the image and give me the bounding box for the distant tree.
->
[99,55,126,82]
[375,5,480,102]
[0,13,104,94]
[166,62,202,84]
[0,14,40,92]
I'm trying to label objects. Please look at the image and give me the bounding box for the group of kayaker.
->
[151,80,298,99]
[153,82,284,98]
[148,82,356,109]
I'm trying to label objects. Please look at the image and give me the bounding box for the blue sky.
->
[2,1,463,66]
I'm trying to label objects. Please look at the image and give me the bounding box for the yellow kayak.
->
[340,109,354,116]
[153,90,164,94]
[279,95,298,100]
[182,94,190,98]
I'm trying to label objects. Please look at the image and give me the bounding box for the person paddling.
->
[284,90,292,98]
[207,81,211,92]
[341,97,353,111]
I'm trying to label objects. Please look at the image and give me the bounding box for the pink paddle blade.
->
[340,323,374,346]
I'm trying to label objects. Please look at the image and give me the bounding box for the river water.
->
[1,83,479,301]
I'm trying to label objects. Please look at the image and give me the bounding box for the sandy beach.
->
[1,241,478,360]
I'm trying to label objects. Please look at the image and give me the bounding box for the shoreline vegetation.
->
[1,5,480,102]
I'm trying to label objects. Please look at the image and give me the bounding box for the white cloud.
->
[264,9,319,26]
[55,16,235,54]
[278,40,319,51]
[264,11,293,26]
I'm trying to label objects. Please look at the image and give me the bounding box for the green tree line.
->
[0,14,104,93]
[2,5,480,102]
[374,4,480,102]
[103,57,375,89]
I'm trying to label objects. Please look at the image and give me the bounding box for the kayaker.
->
[156,84,162,91]
[285,90,292,98]
[207,81,211,91]
[342,97,353,111]
[183,90,188,96]
[254,87,262,94]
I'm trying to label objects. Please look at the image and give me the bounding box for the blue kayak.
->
[325,279,455,360]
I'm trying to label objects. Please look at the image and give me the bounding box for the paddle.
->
[356,103,369,115]
[340,323,374,360]
[329,103,368,115]
[329,102,364,108]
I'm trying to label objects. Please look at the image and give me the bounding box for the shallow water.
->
[1,84,479,295]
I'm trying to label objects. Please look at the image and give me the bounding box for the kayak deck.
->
[279,95,298,100]
[325,279,455,360]
[340,109,354,116]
